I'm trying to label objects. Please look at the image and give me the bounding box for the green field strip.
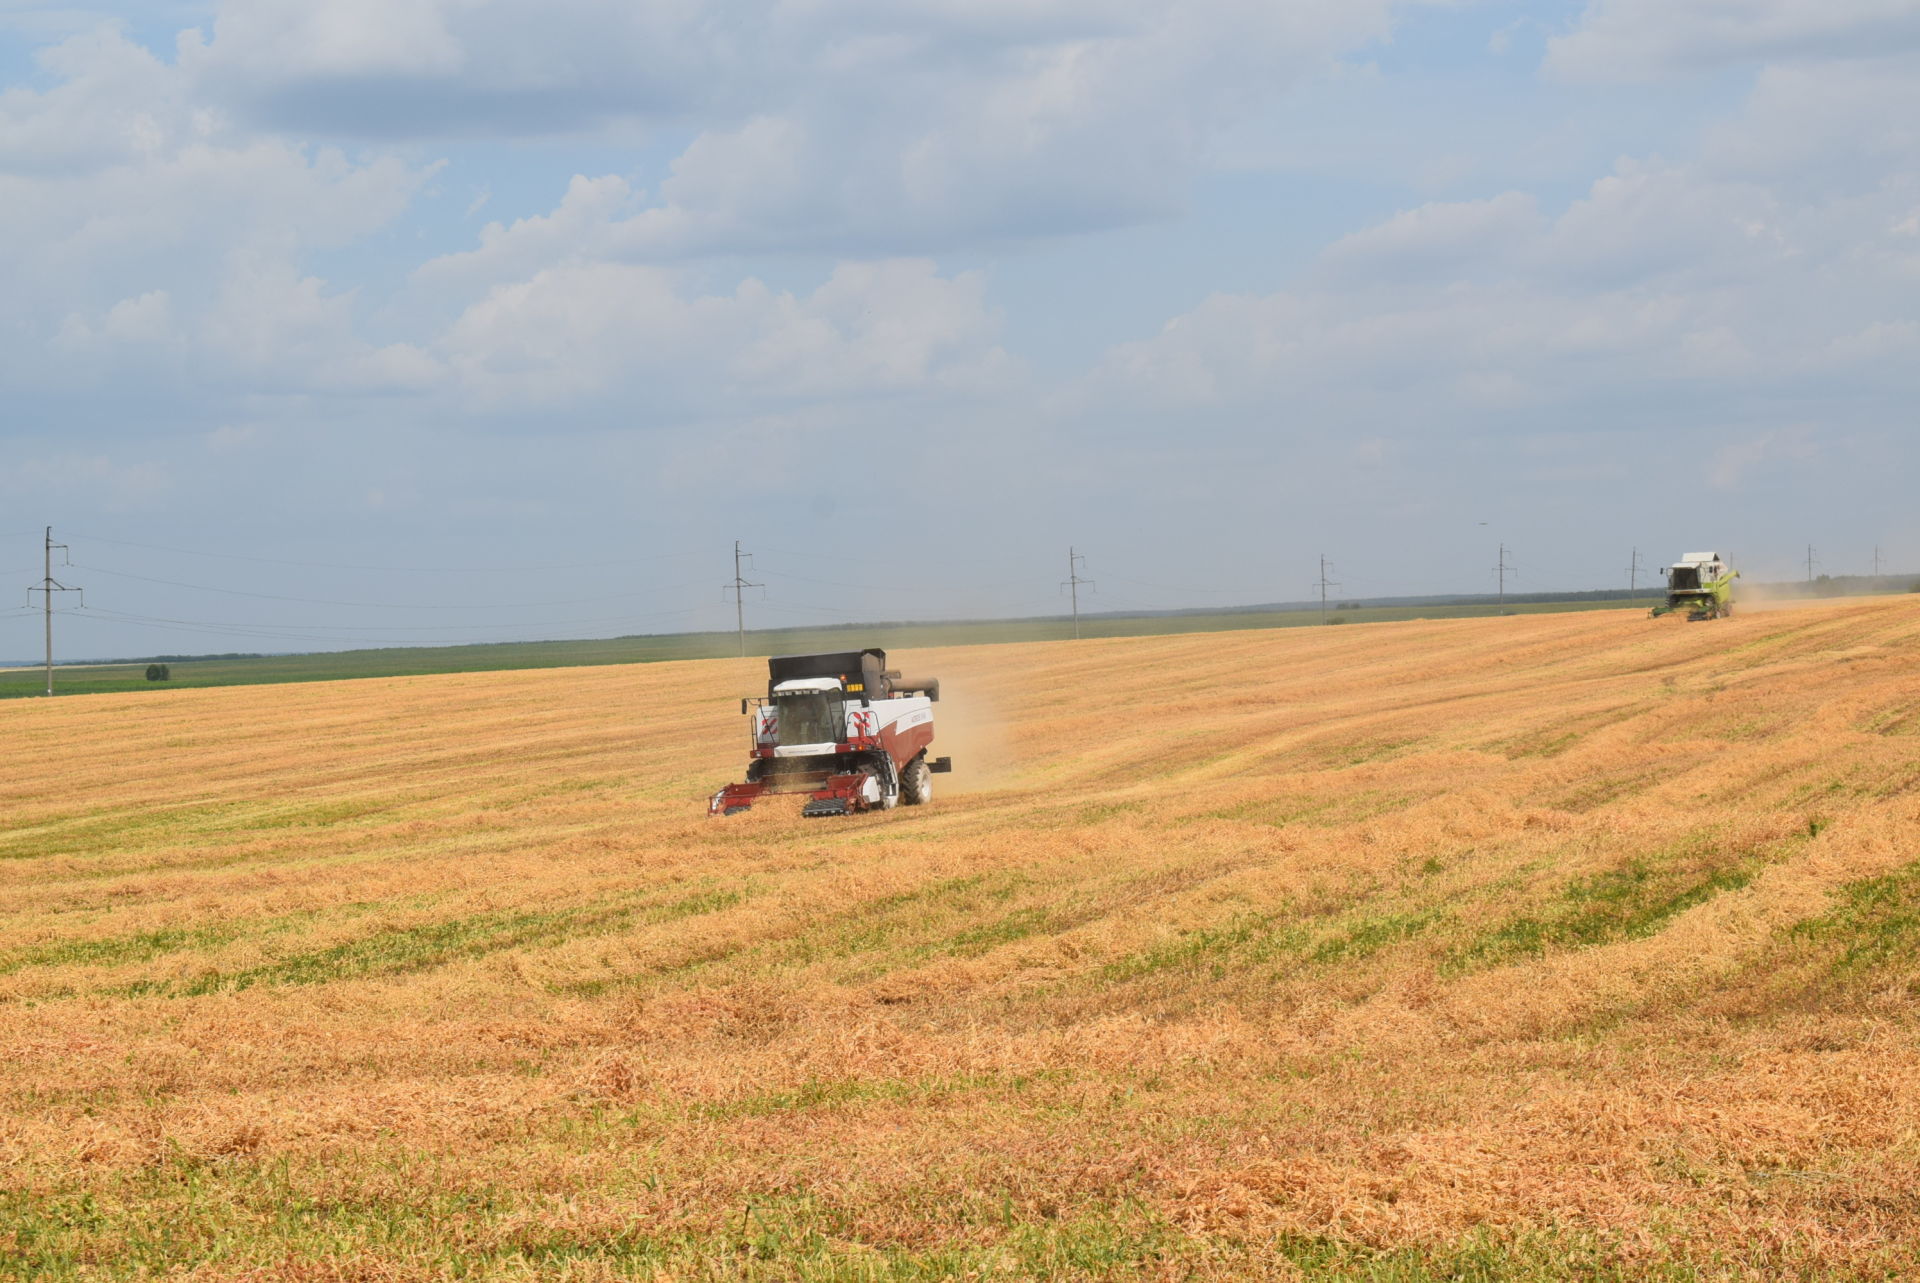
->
[1785,859,1920,974]
[1438,832,1796,976]
[99,886,745,997]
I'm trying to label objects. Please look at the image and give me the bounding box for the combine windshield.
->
[1670,567,1702,591]
[773,692,846,746]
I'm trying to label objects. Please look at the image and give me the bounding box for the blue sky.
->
[2,0,1918,657]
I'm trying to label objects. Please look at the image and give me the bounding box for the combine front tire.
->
[901,756,932,806]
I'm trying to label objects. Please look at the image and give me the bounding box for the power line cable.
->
[755,566,1036,595]
[66,534,1020,585]
[1106,574,1253,596]
[748,549,1014,573]
[66,532,711,574]
[63,608,710,649]
[74,604,707,636]
[69,563,710,611]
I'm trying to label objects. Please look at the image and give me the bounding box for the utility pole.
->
[723,540,762,658]
[1806,544,1817,583]
[1315,555,1340,623]
[1061,547,1094,640]
[1627,547,1644,602]
[1873,545,1884,578]
[28,527,82,697]
[1494,544,1509,610]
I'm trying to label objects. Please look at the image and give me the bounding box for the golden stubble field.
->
[3,599,1920,1279]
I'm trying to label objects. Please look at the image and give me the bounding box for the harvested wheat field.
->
[4,598,1920,1280]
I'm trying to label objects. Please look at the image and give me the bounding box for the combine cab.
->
[708,648,952,817]
[1652,551,1739,620]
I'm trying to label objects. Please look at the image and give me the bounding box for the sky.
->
[2,0,1918,658]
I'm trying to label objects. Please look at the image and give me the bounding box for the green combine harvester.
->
[1651,550,1739,620]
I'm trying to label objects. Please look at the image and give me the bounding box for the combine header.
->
[708,649,951,818]
[1652,551,1739,620]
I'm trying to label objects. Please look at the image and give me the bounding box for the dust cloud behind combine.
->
[1732,580,1914,612]
[912,667,1015,794]
[3,598,1920,1276]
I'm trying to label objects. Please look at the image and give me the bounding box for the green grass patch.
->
[1101,913,1307,983]
[783,874,1017,966]
[563,874,1039,996]
[106,887,743,997]
[1786,860,1920,973]
[0,1149,1846,1279]
[1445,855,1756,975]
[941,906,1056,957]
[0,794,420,863]
[0,922,232,976]
[1309,909,1450,964]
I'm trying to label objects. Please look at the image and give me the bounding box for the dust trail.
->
[924,676,1014,794]
[1734,581,1884,613]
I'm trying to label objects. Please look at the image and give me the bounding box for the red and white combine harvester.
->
[708,648,951,817]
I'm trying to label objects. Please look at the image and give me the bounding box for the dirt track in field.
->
[3,598,1919,1277]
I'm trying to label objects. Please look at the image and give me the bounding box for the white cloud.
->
[439,258,1011,412]
[0,452,174,510]
[0,25,439,412]
[415,173,647,294]
[1540,161,1787,286]
[192,0,468,80]
[198,0,1425,256]
[204,423,264,454]
[0,20,1032,431]
[200,255,443,393]
[1084,19,1920,440]
[1710,425,1819,490]
[0,28,429,333]
[1082,141,1919,435]
[1319,192,1545,281]
[99,290,180,346]
[1700,58,1920,189]
[1827,320,1920,364]
[1550,0,1920,81]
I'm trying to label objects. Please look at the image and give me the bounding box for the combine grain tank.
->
[708,649,951,817]
[1652,551,1739,620]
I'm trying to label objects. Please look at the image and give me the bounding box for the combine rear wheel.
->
[901,756,932,806]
